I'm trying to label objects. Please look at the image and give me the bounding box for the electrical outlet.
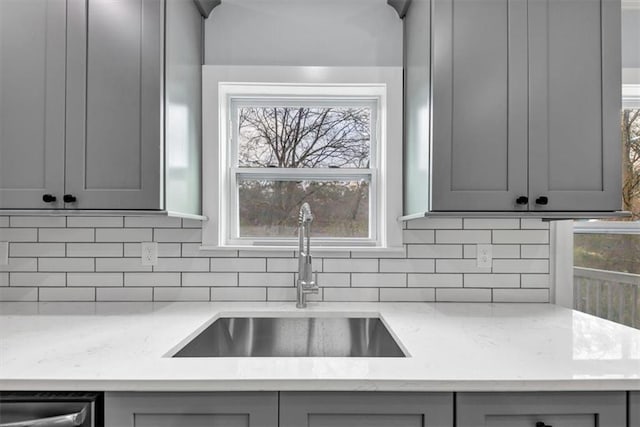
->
[477,244,492,268]
[0,242,7,266]
[141,242,158,266]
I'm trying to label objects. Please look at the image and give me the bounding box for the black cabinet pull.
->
[42,194,57,203]
[535,196,549,205]
[536,422,552,427]
[63,194,77,203]
[516,196,529,205]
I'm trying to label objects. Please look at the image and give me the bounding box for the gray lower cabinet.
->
[631,391,640,427]
[104,392,278,427]
[279,392,453,427]
[456,392,627,427]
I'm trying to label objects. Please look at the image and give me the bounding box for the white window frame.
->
[201,66,403,251]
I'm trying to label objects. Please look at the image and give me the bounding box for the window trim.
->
[201,66,403,251]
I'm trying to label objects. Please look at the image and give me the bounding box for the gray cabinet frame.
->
[279,392,453,427]
[631,391,640,427]
[457,391,627,426]
[104,392,278,427]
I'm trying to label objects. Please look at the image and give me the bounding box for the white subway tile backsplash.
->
[492,288,550,303]
[436,230,491,244]
[210,287,266,301]
[67,217,124,228]
[316,273,351,287]
[407,218,462,229]
[125,216,181,228]
[154,228,201,243]
[463,218,520,229]
[408,273,463,287]
[324,288,379,302]
[39,258,94,272]
[351,273,406,287]
[493,230,549,244]
[380,288,435,302]
[97,287,153,301]
[520,219,550,229]
[39,288,95,302]
[211,258,266,272]
[493,259,549,273]
[67,243,123,257]
[183,272,237,287]
[239,272,295,287]
[436,259,491,273]
[0,287,38,301]
[10,243,65,257]
[96,258,151,272]
[181,219,204,228]
[153,287,209,301]
[124,273,180,287]
[464,274,520,288]
[0,258,38,272]
[0,228,38,242]
[407,244,462,259]
[521,274,550,288]
[39,228,93,242]
[0,215,552,303]
[323,259,378,273]
[67,273,123,287]
[10,273,66,287]
[124,243,181,257]
[380,259,434,273]
[402,229,435,244]
[10,216,66,228]
[436,288,492,302]
[153,258,209,272]
[96,228,151,242]
[521,245,550,259]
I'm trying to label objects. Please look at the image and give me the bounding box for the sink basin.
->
[171,316,406,357]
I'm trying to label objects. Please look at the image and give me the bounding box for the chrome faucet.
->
[296,202,318,308]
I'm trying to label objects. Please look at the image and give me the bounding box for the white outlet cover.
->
[141,242,158,266]
[476,244,493,268]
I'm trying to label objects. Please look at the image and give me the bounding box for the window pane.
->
[237,106,371,168]
[622,109,640,217]
[574,233,640,274]
[238,179,369,238]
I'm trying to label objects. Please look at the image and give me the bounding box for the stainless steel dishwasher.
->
[0,392,102,427]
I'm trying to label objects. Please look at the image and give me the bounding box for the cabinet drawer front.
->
[457,392,626,427]
[133,414,250,427]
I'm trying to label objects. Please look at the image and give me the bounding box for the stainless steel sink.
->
[172,316,406,357]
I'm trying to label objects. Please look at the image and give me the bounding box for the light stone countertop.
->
[0,302,639,391]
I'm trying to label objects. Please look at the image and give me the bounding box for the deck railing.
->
[574,267,640,328]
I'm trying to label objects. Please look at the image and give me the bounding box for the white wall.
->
[204,0,403,66]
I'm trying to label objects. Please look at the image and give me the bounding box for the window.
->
[202,66,403,250]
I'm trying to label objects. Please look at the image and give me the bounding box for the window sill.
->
[198,245,405,257]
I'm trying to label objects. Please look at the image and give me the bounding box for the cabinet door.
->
[631,392,640,427]
[431,0,528,211]
[0,0,66,209]
[65,0,161,209]
[457,392,626,427]
[528,0,622,211]
[104,392,278,427]
[279,392,453,427]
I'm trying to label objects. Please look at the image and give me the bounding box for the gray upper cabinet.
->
[0,0,67,209]
[405,0,622,214]
[631,391,640,427]
[0,0,202,214]
[65,0,162,209]
[457,392,627,427]
[279,392,453,427]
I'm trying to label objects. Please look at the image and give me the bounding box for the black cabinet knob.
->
[63,194,77,203]
[535,196,549,205]
[536,422,552,427]
[42,194,57,203]
[516,196,529,205]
